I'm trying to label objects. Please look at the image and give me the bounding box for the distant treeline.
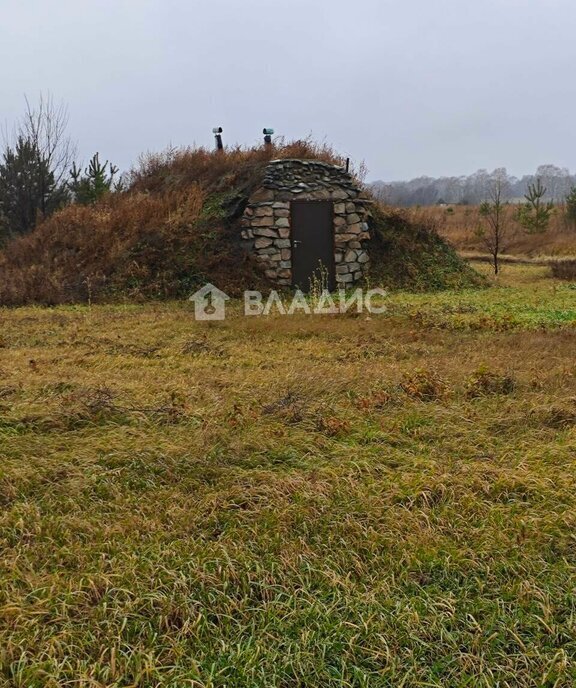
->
[370,165,576,207]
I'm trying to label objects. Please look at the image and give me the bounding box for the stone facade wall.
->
[240,159,371,287]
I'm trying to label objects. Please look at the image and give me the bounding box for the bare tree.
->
[476,176,510,275]
[19,93,76,216]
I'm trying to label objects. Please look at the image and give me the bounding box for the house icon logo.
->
[189,283,230,320]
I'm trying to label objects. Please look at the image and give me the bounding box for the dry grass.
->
[129,139,351,195]
[0,140,348,307]
[0,189,207,305]
[421,205,576,257]
[1,264,576,686]
[0,140,480,307]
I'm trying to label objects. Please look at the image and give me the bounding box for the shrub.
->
[550,259,576,281]
[400,368,448,401]
[465,366,516,398]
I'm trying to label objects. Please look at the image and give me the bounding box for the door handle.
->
[293,240,302,247]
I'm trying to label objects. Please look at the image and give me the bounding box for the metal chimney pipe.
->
[263,128,274,147]
[212,127,223,151]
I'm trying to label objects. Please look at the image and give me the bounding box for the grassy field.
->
[1,263,576,687]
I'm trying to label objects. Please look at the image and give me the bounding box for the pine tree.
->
[0,136,67,240]
[516,179,554,234]
[565,186,576,227]
[69,153,121,205]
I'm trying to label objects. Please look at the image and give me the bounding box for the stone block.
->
[253,227,277,238]
[278,227,290,239]
[275,239,291,248]
[354,271,363,280]
[281,248,291,260]
[347,213,361,225]
[347,223,362,234]
[334,203,346,214]
[331,189,349,200]
[347,262,361,271]
[345,249,357,262]
[348,241,362,249]
[280,260,291,269]
[272,201,289,209]
[336,264,349,274]
[337,273,354,283]
[278,268,291,279]
[357,251,370,263]
[275,217,289,228]
[274,209,290,218]
[345,202,356,213]
[252,189,275,202]
[265,269,278,279]
[255,237,274,249]
[254,206,273,217]
[252,216,275,227]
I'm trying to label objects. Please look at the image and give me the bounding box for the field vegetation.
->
[1,262,576,686]
[423,205,576,258]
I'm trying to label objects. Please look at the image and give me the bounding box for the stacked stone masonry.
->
[240,159,371,287]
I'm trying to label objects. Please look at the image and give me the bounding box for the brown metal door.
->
[290,200,335,292]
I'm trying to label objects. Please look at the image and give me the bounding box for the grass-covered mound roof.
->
[0,141,481,305]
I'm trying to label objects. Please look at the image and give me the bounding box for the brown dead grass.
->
[422,204,576,257]
[0,141,354,306]
[0,140,480,306]
[0,141,348,306]
[129,139,350,195]
[0,189,207,304]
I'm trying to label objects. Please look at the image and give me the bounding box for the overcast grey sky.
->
[1,0,574,181]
